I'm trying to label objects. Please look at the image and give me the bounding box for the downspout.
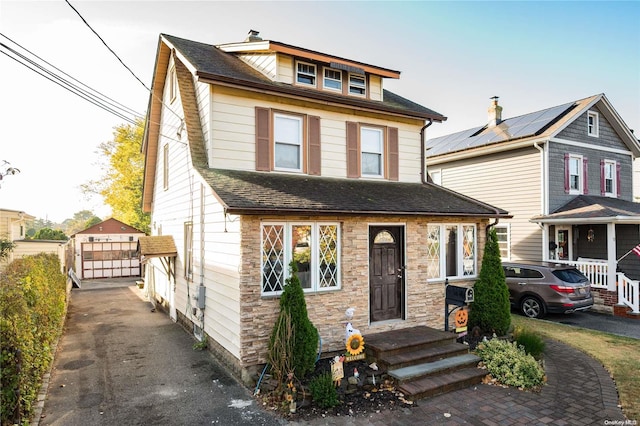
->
[533,142,549,260]
[420,119,434,184]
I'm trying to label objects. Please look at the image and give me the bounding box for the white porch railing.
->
[555,259,608,289]
[617,272,640,314]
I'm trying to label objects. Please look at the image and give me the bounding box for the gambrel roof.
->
[426,94,640,161]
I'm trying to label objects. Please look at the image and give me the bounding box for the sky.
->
[0,0,638,223]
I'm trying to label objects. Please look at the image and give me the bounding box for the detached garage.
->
[70,218,146,279]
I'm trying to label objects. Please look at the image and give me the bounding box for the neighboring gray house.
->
[426,94,640,316]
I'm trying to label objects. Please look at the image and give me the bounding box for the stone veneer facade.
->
[236,214,489,382]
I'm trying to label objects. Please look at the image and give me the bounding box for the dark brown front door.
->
[369,226,404,322]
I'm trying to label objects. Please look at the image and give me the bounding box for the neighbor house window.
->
[426,224,477,281]
[361,127,384,177]
[564,153,587,194]
[274,113,303,171]
[169,66,177,102]
[601,159,620,197]
[163,143,169,190]
[323,68,342,91]
[348,74,366,96]
[184,221,193,280]
[494,224,510,261]
[261,222,340,295]
[296,61,316,86]
[587,111,599,137]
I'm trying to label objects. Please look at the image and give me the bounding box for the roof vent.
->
[488,96,503,127]
[245,29,262,42]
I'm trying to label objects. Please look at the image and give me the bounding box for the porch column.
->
[607,222,616,291]
[542,224,549,261]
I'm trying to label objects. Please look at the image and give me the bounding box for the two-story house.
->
[141,31,509,383]
[426,94,640,316]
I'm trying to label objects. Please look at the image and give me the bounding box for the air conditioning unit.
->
[88,237,94,242]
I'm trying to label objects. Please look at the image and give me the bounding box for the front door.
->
[369,226,404,322]
[556,228,570,260]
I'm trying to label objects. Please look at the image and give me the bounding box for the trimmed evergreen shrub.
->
[469,228,511,336]
[309,372,339,409]
[1,253,67,424]
[269,261,318,379]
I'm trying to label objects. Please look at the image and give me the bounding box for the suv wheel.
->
[520,296,545,319]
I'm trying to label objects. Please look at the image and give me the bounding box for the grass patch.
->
[511,315,640,421]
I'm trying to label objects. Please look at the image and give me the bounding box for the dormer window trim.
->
[296,60,317,87]
[587,111,599,137]
[348,73,366,97]
[323,67,342,92]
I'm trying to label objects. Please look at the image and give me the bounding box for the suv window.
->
[552,269,588,283]
[522,268,543,279]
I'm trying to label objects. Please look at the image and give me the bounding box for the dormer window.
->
[296,61,316,86]
[323,68,342,91]
[348,74,366,96]
[587,111,599,137]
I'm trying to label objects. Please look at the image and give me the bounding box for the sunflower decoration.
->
[346,333,365,356]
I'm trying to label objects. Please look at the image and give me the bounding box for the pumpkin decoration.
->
[346,333,365,356]
[454,308,468,328]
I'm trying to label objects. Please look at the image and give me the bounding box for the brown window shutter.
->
[388,127,399,181]
[255,107,271,171]
[346,121,359,178]
[308,116,321,175]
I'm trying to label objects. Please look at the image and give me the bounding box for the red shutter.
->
[600,159,606,195]
[255,107,271,171]
[564,153,570,193]
[346,122,359,178]
[616,161,621,197]
[583,157,588,194]
[388,127,399,181]
[308,116,321,175]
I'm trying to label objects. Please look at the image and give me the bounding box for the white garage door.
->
[81,241,140,279]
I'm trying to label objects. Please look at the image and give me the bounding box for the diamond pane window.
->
[462,225,476,276]
[262,225,284,293]
[427,224,477,281]
[426,225,440,279]
[319,225,339,288]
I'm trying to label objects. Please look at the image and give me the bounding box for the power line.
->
[64,0,150,92]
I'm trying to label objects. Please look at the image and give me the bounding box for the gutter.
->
[420,120,433,184]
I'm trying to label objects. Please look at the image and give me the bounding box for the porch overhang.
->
[530,195,640,225]
[137,236,178,282]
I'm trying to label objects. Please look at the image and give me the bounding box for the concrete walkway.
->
[39,279,630,425]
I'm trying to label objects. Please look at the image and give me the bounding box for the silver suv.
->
[502,261,594,319]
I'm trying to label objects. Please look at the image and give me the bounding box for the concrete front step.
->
[365,326,456,358]
[397,367,487,400]
[377,342,470,370]
[388,353,481,383]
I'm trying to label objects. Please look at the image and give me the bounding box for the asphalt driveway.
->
[538,309,640,339]
[38,278,283,426]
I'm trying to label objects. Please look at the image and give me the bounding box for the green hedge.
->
[1,253,67,425]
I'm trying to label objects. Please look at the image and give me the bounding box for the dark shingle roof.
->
[162,34,445,121]
[532,195,640,222]
[197,168,509,217]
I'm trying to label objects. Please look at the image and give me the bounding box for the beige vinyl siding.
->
[238,53,277,80]
[276,54,293,84]
[209,85,423,182]
[195,80,211,150]
[437,148,542,261]
[369,75,382,101]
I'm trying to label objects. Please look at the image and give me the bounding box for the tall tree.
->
[83,119,150,234]
[33,228,67,241]
[60,210,99,236]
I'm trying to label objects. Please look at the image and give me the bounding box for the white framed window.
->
[569,154,582,194]
[587,111,599,137]
[323,68,342,91]
[169,66,177,102]
[430,170,442,185]
[163,143,169,190]
[261,222,340,295]
[494,224,511,261]
[274,113,303,171]
[184,222,193,280]
[426,224,477,281]
[603,159,617,196]
[361,126,384,177]
[296,61,316,86]
[348,73,366,96]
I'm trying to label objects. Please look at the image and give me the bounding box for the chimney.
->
[488,96,503,127]
[245,29,262,42]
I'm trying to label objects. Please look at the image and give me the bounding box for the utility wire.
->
[64,0,150,92]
